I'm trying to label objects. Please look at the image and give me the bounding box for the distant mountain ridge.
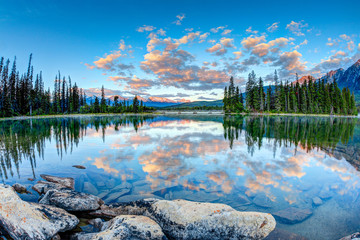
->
[293,59,360,94]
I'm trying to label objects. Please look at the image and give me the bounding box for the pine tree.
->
[259,77,265,112]
[100,85,106,113]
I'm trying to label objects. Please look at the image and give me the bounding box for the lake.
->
[1,115,359,239]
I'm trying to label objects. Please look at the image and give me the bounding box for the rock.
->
[103,188,130,203]
[73,165,86,169]
[116,194,163,203]
[253,193,273,208]
[40,174,75,189]
[97,190,110,199]
[72,215,167,240]
[0,184,79,239]
[264,228,308,240]
[114,181,132,190]
[28,178,35,181]
[236,194,252,206]
[12,183,31,194]
[32,180,70,194]
[312,197,323,206]
[102,199,276,240]
[39,189,104,212]
[318,187,333,200]
[105,179,115,189]
[83,182,99,196]
[88,218,104,230]
[339,232,360,240]
[273,207,312,224]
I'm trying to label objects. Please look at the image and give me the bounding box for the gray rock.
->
[312,197,323,206]
[83,182,99,196]
[39,189,104,212]
[40,174,75,189]
[253,193,273,208]
[88,218,104,230]
[0,184,79,239]
[97,190,110,199]
[12,183,31,194]
[339,232,360,240]
[32,180,70,194]
[101,199,276,240]
[72,215,167,240]
[273,207,312,224]
[116,194,163,203]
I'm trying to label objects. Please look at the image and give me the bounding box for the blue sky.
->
[1,0,360,101]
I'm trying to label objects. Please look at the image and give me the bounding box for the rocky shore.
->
[0,174,276,240]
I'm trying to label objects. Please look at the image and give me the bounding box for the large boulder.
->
[96,199,276,240]
[39,189,104,212]
[72,215,167,240]
[40,174,75,189]
[0,184,79,239]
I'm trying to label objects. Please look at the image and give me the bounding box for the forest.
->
[0,55,154,117]
[223,71,358,115]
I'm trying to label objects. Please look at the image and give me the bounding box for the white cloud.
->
[267,22,279,32]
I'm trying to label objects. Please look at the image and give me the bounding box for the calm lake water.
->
[1,115,360,239]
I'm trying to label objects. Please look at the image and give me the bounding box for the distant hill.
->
[161,99,224,109]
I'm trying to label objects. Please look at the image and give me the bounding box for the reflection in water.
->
[1,115,360,239]
[223,116,359,167]
[0,116,154,181]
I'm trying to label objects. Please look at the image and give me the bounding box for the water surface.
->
[1,115,359,239]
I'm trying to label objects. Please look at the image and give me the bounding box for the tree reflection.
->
[0,115,154,181]
[223,115,359,167]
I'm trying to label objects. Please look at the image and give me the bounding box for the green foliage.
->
[223,71,357,116]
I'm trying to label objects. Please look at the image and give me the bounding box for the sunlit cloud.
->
[173,13,185,25]
[267,22,279,32]
[137,25,156,32]
[286,20,308,36]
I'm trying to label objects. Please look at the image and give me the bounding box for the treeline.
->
[0,55,154,117]
[223,71,358,115]
[80,88,155,114]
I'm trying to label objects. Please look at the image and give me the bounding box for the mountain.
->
[292,59,360,92]
[84,94,189,108]
[162,100,224,109]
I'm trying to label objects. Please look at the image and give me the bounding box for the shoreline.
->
[0,111,359,121]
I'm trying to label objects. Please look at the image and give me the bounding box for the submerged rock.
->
[312,197,323,206]
[264,228,308,240]
[339,232,360,240]
[97,199,276,240]
[103,188,131,203]
[12,183,31,194]
[253,193,273,208]
[0,184,79,239]
[83,182,99,196]
[40,174,75,189]
[39,189,104,212]
[273,207,312,224]
[73,165,86,169]
[72,215,167,240]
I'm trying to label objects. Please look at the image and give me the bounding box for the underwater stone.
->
[273,207,312,224]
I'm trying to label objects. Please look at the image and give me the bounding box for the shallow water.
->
[1,115,360,239]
